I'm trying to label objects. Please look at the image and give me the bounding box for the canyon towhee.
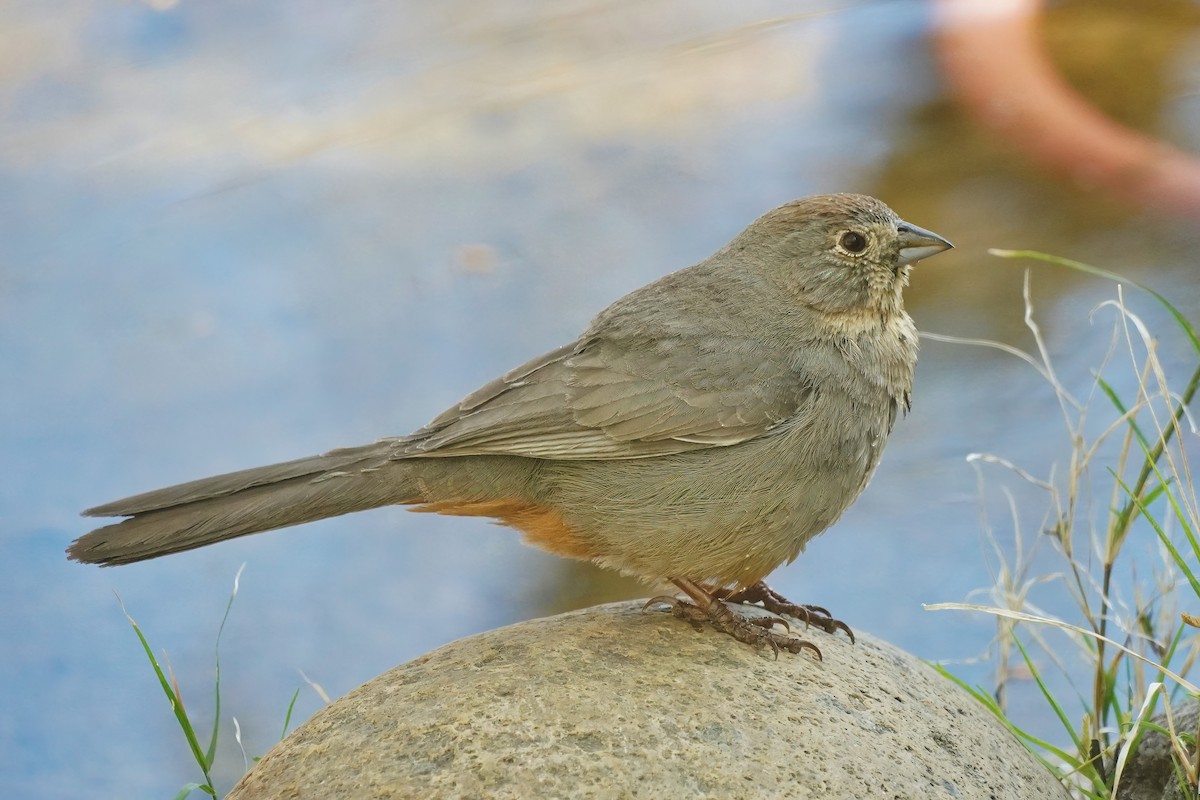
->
[69,194,952,657]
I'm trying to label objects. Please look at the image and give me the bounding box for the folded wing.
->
[395,333,815,461]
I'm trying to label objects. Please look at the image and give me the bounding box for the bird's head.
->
[739,193,952,317]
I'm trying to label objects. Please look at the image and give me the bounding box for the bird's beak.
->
[896,222,953,265]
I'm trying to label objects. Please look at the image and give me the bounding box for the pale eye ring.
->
[838,230,869,254]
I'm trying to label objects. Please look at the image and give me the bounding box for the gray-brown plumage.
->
[70,193,952,656]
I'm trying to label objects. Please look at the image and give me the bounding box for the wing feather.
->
[394,332,816,461]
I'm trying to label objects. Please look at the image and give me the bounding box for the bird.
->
[69,193,952,658]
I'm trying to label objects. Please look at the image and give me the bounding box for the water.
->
[4,1,1200,796]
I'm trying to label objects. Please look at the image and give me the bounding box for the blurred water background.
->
[4,0,1200,796]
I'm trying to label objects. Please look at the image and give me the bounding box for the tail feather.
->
[69,442,416,566]
[82,444,393,517]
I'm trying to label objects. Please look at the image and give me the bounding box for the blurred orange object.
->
[933,0,1200,217]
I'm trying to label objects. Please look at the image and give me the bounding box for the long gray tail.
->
[68,442,416,566]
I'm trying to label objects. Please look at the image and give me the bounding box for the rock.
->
[1116,702,1198,800]
[228,600,1070,799]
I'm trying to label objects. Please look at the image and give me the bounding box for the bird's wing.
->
[394,334,816,461]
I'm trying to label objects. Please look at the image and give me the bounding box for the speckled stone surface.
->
[1116,703,1198,800]
[228,601,1070,799]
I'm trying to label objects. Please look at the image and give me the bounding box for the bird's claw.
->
[644,592,820,659]
[715,581,855,644]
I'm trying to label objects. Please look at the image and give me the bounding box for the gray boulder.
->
[1116,702,1198,800]
[228,600,1070,799]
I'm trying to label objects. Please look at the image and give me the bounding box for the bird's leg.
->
[644,578,823,659]
[712,581,855,644]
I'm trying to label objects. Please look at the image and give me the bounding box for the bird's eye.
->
[838,230,868,254]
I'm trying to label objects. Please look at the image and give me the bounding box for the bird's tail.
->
[68,442,415,566]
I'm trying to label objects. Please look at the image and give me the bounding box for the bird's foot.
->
[643,580,823,659]
[714,581,855,644]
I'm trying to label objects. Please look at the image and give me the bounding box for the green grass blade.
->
[931,664,1082,771]
[117,595,216,793]
[991,250,1200,544]
[281,688,301,741]
[1095,376,1150,451]
[204,564,245,768]
[1012,638,1110,795]
[1013,636,1087,755]
[1113,471,1200,597]
[988,249,1200,354]
[1118,426,1200,576]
